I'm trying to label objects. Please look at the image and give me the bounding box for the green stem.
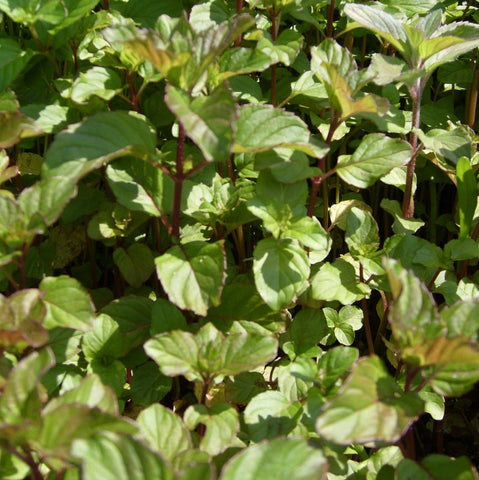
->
[172,123,185,239]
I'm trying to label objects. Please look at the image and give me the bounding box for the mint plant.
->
[1,0,479,478]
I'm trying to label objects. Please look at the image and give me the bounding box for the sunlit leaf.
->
[155,241,226,316]
[220,438,328,480]
[315,356,424,444]
[184,402,239,456]
[253,238,309,311]
[336,134,411,189]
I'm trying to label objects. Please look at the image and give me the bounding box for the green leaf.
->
[17,176,77,232]
[184,403,239,456]
[257,29,303,67]
[155,241,226,317]
[3,289,47,348]
[415,127,473,165]
[247,199,293,238]
[43,374,118,416]
[106,157,174,217]
[0,111,42,148]
[71,66,122,104]
[323,305,363,346]
[151,298,187,336]
[82,313,123,362]
[329,199,373,230]
[456,156,477,239]
[110,0,182,28]
[318,346,359,393]
[369,54,420,86]
[287,308,328,359]
[423,23,479,73]
[444,239,479,261]
[40,276,95,332]
[136,404,191,462]
[42,111,157,181]
[311,40,389,121]
[72,432,174,480]
[255,149,320,183]
[397,455,479,480]
[345,207,379,257]
[253,238,310,311]
[233,104,328,158]
[337,134,412,189]
[20,104,76,134]
[277,359,316,402]
[385,259,443,350]
[207,282,280,325]
[315,355,424,444]
[113,244,154,289]
[101,296,153,355]
[243,391,304,441]
[256,170,308,216]
[441,299,479,340]
[310,258,370,305]
[130,362,172,407]
[380,199,425,234]
[189,0,231,32]
[219,438,328,480]
[219,48,273,80]
[225,372,268,404]
[36,403,138,459]
[0,39,34,92]
[145,322,277,382]
[165,84,238,163]
[0,348,55,424]
[343,4,408,56]
[285,216,331,263]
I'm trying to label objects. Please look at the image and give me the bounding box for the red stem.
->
[327,0,335,38]
[402,80,422,218]
[307,114,338,217]
[172,123,185,239]
[271,6,277,106]
[103,0,109,9]
[359,263,375,355]
[127,72,140,113]
[235,0,244,46]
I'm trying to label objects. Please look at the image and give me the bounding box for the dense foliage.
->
[1,0,479,478]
